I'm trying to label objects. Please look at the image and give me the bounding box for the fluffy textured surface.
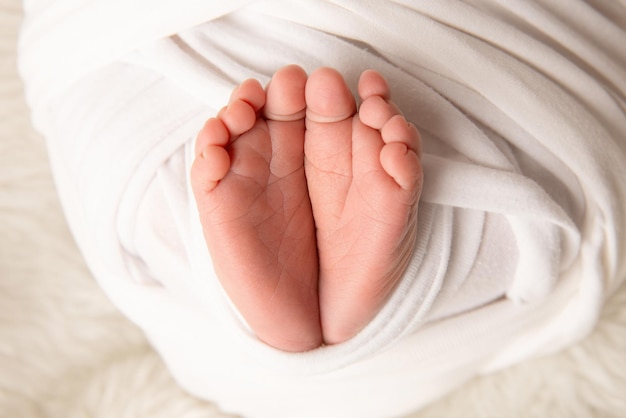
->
[1,1,625,417]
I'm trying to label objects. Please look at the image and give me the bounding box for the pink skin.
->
[191,66,322,352]
[191,65,422,351]
[305,67,422,344]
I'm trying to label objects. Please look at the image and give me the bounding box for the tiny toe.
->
[230,78,266,111]
[359,95,400,130]
[358,69,390,101]
[380,142,422,192]
[305,67,356,123]
[264,65,307,121]
[195,118,230,156]
[191,145,231,193]
[221,99,258,137]
[381,115,422,157]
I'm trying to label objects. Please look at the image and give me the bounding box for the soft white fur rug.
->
[1,1,625,417]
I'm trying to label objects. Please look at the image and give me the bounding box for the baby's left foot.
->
[190,65,322,352]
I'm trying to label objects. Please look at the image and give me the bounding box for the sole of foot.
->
[191,65,323,352]
[304,67,423,344]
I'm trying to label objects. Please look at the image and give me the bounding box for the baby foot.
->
[304,68,423,344]
[190,65,322,352]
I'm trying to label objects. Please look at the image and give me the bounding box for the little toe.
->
[195,118,230,156]
[264,65,307,121]
[305,67,356,124]
[190,144,231,194]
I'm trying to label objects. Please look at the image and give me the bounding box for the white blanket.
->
[18,1,626,417]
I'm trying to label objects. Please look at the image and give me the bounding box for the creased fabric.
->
[18,1,626,417]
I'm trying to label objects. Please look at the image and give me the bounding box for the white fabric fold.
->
[18,1,626,417]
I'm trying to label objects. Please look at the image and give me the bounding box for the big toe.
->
[264,65,307,121]
[305,67,356,124]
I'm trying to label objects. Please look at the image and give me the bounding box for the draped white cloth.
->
[18,1,626,417]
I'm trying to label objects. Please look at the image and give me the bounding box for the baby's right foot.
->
[305,68,423,344]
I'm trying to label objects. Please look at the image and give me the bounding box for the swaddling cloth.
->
[18,1,626,417]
